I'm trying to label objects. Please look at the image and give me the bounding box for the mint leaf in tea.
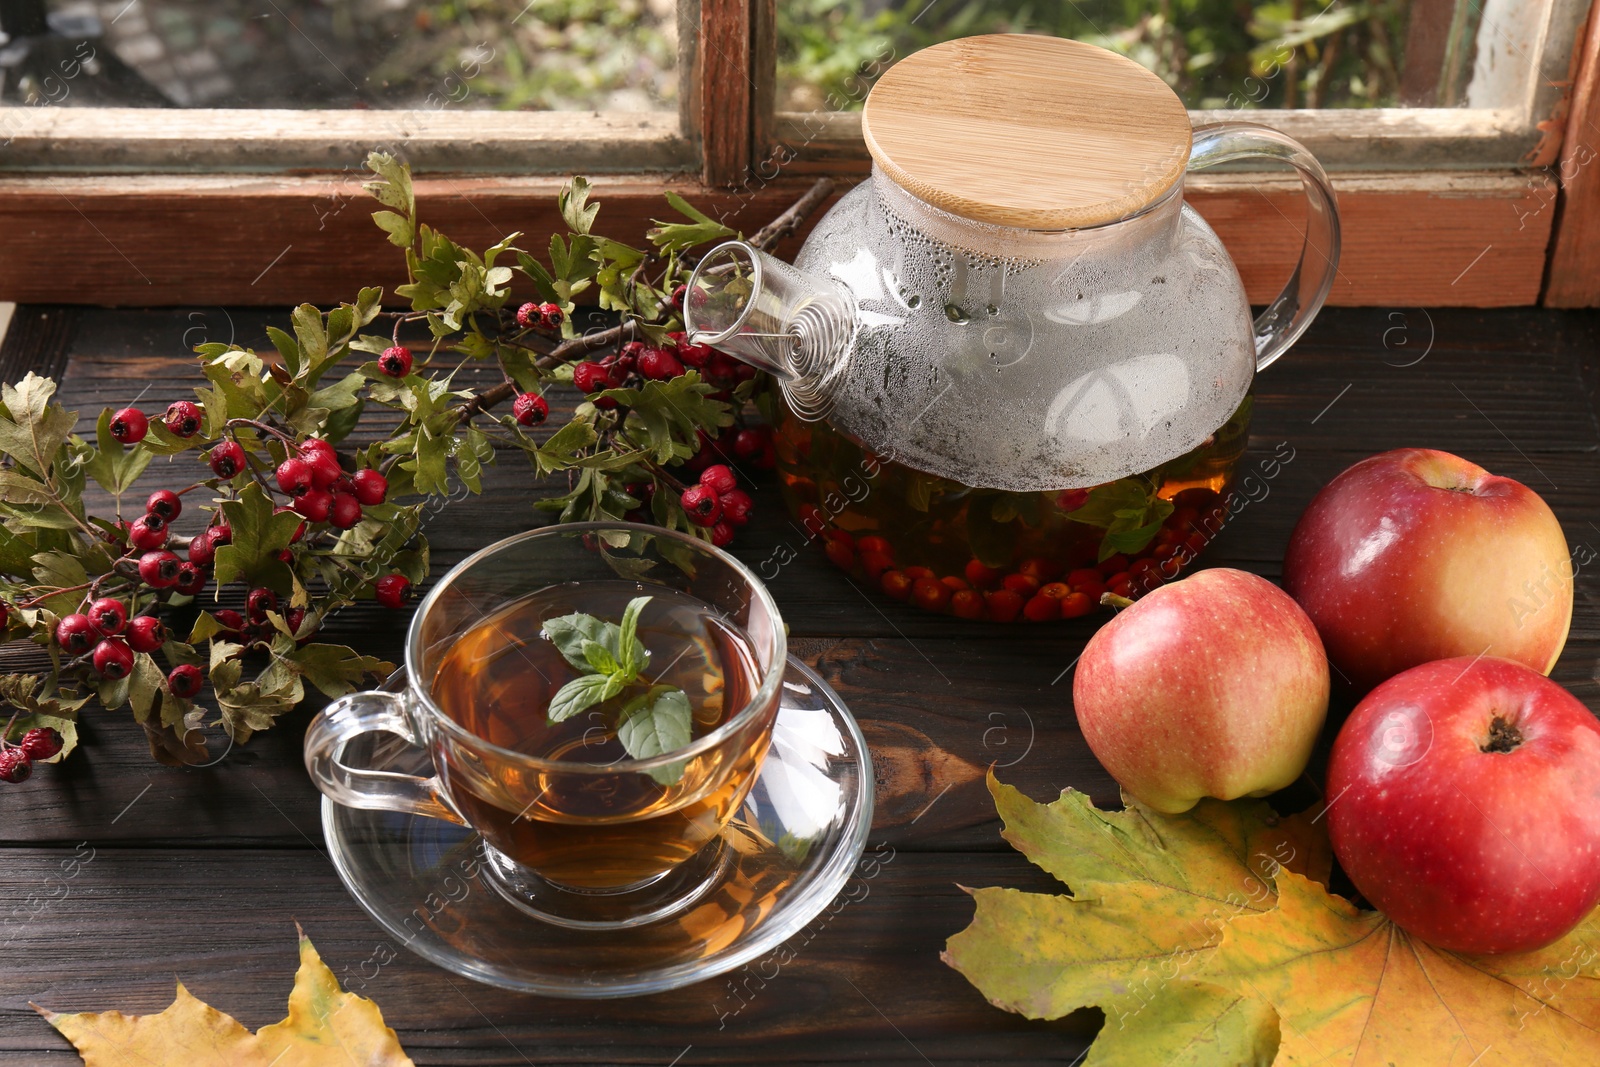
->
[432,583,760,783]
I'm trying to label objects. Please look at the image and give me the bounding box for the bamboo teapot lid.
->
[862,35,1192,230]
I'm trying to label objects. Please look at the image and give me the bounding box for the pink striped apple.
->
[1074,568,1330,813]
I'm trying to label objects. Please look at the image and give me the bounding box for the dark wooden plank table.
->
[0,304,1597,1065]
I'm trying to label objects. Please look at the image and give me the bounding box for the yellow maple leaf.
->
[35,931,416,1067]
[944,773,1330,1067]
[1197,870,1600,1066]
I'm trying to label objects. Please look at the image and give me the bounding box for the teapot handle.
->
[1186,123,1341,372]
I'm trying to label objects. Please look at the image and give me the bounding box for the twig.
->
[749,178,834,253]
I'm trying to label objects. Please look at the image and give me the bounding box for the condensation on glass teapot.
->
[686,35,1340,493]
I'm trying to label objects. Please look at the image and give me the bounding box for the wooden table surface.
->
[0,304,1597,1066]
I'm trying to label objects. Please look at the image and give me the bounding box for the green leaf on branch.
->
[649,192,737,253]
[559,176,600,235]
[0,374,76,481]
[606,372,732,464]
[127,652,167,724]
[286,643,394,699]
[529,419,600,476]
[0,673,91,725]
[213,484,304,590]
[84,409,154,496]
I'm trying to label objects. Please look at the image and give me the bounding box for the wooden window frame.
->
[0,0,1596,307]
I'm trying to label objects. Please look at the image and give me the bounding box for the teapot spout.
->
[684,240,853,420]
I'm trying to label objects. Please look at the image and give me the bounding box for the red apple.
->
[1074,568,1330,814]
[1284,448,1571,694]
[1327,656,1600,954]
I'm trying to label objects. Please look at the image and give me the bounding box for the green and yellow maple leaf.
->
[949,774,1600,1066]
[943,773,1329,1067]
[1197,870,1600,1066]
[36,931,414,1067]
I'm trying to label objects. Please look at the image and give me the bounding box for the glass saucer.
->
[320,656,874,998]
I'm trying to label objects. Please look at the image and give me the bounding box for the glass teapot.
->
[685,34,1340,623]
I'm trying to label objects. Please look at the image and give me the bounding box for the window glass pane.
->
[0,0,680,109]
[776,0,1490,112]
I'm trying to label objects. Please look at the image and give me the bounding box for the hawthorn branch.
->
[451,177,836,427]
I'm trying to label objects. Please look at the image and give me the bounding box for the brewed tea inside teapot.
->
[687,34,1340,622]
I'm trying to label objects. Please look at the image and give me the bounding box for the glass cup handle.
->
[303,690,464,824]
[1187,122,1342,373]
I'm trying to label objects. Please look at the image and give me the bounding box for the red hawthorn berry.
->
[965,560,1004,587]
[87,597,127,637]
[209,439,246,478]
[667,331,709,368]
[138,551,182,588]
[880,570,914,600]
[951,589,987,620]
[330,493,362,529]
[164,401,203,439]
[512,392,549,427]
[538,302,563,329]
[1022,594,1060,622]
[175,562,208,597]
[126,615,168,653]
[617,340,646,370]
[374,574,412,609]
[305,451,342,490]
[731,427,766,460]
[912,577,952,613]
[298,438,337,464]
[295,489,333,522]
[515,302,540,330]
[351,469,388,506]
[378,346,413,378]
[698,464,737,496]
[669,283,687,310]
[985,589,1025,623]
[93,638,134,679]
[0,749,32,783]
[188,530,217,567]
[56,614,98,655]
[680,484,721,526]
[246,587,279,624]
[168,664,204,699]
[128,515,167,552]
[18,727,62,761]
[637,346,685,381]
[214,609,245,638]
[276,456,313,496]
[0,600,9,630]
[146,489,182,522]
[572,361,608,394]
[110,407,149,444]
[710,521,735,547]
[718,488,754,526]
[285,607,311,640]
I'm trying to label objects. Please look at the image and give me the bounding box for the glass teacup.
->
[304,523,785,929]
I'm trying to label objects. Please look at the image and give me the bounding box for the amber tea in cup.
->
[305,524,786,929]
[430,581,770,889]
